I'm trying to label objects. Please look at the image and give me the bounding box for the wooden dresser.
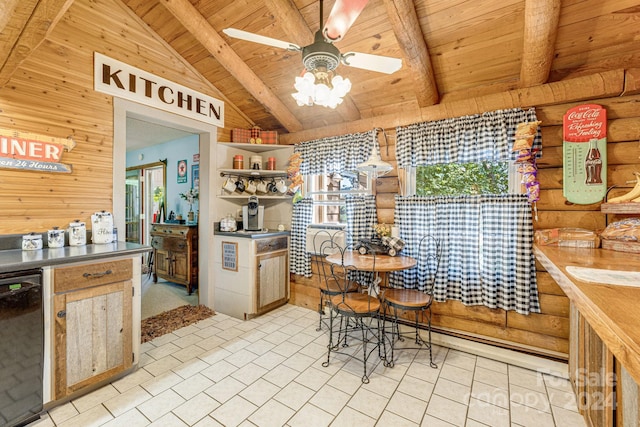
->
[150,223,198,294]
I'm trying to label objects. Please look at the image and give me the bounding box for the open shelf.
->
[217,142,291,153]
[219,168,287,178]
[600,203,640,214]
[217,194,291,200]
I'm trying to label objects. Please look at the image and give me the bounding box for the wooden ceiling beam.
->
[382,0,438,107]
[0,0,74,88]
[263,0,361,122]
[159,0,304,133]
[519,0,561,88]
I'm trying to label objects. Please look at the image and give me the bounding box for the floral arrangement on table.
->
[179,188,199,213]
[374,223,391,238]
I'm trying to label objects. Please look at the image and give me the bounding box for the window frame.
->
[304,171,373,224]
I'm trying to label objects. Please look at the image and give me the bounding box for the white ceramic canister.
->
[47,226,65,248]
[22,233,43,251]
[91,211,114,244]
[68,220,87,246]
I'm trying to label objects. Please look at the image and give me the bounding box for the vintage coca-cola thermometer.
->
[562,104,607,204]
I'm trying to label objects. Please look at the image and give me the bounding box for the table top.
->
[326,250,416,272]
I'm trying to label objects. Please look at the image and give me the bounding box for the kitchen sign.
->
[0,128,75,173]
[562,104,607,204]
[94,52,224,128]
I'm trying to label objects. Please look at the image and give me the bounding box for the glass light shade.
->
[357,130,393,176]
[291,68,351,109]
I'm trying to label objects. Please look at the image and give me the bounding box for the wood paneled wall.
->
[0,0,251,234]
[290,91,640,359]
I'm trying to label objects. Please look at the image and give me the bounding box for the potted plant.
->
[179,188,199,222]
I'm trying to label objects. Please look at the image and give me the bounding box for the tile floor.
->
[30,304,587,427]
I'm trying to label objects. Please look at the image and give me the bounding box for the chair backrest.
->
[417,235,441,295]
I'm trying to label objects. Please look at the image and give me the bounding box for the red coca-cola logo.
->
[563,104,607,142]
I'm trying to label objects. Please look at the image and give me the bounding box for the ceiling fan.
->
[222,0,402,75]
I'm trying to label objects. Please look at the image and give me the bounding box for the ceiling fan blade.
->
[323,0,369,42]
[341,52,402,74]
[222,28,301,51]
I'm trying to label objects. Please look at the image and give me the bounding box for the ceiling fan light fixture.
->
[291,67,351,109]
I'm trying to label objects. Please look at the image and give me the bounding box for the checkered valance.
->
[294,130,374,175]
[392,195,540,315]
[395,108,541,168]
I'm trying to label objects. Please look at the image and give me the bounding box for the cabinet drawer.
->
[151,225,190,236]
[151,236,163,249]
[164,237,188,252]
[54,259,133,293]
[256,237,288,254]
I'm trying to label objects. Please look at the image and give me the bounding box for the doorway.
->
[125,161,167,247]
[112,98,218,324]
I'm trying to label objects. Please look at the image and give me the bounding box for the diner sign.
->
[0,128,75,173]
[94,52,224,127]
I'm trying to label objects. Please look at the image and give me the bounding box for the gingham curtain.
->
[395,108,541,167]
[294,130,374,175]
[344,195,377,244]
[392,195,540,315]
[289,198,313,276]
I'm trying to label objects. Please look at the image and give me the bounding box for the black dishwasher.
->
[0,269,43,427]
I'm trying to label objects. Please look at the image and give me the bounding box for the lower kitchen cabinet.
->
[213,233,289,319]
[151,224,198,294]
[52,258,134,400]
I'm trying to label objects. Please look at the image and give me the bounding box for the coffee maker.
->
[243,195,264,231]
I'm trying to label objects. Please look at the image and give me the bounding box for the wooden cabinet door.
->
[154,248,171,277]
[256,249,289,314]
[172,250,189,283]
[53,280,132,399]
[583,320,615,427]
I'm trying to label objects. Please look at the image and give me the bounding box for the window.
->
[407,161,521,196]
[304,171,371,224]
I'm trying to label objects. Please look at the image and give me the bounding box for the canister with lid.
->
[47,227,65,248]
[22,233,43,251]
[91,211,114,244]
[233,155,244,169]
[69,220,86,246]
[250,155,262,170]
[267,157,276,170]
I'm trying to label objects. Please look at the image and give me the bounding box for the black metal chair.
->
[318,238,383,383]
[382,235,441,368]
[312,230,359,331]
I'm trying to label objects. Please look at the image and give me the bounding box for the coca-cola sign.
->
[563,104,606,142]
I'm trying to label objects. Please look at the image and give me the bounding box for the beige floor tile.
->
[253,351,287,371]
[309,384,351,416]
[331,406,377,427]
[141,371,183,396]
[444,350,477,371]
[143,355,183,377]
[508,365,547,394]
[244,339,276,356]
[467,397,510,427]
[149,333,179,347]
[103,385,153,418]
[273,381,315,411]
[200,360,238,382]
[173,333,204,349]
[286,403,333,427]
[172,358,210,380]
[475,356,508,374]
[433,377,471,405]
[196,336,228,352]
[420,414,457,426]
[262,364,300,388]
[425,394,468,427]
[510,401,555,427]
[397,374,435,402]
[439,363,475,387]
[204,376,246,404]
[282,352,316,372]
[287,331,318,348]
[377,410,419,426]
[172,392,220,426]
[112,367,155,393]
[247,399,295,427]
[136,389,185,422]
[465,419,491,427]
[510,384,551,413]
[326,370,363,395]
[547,388,579,412]
[47,403,79,425]
[192,415,224,427]
[271,341,303,358]
[470,381,509,409]
[172,373,215,400]
[230,362,268,385]
[57,405,113,427]
[209,395,258,427]
[346,387,389,420]
[147,411,188,426]
[294,367,332,391]
[386,390,428,423]
[543,374,574,393]
[225,348,259,368]
[474,366,509,390]
[71,384,119,413]
[238,378,281,407]
[101,408,150,427]
[173,344,207,363]
[406,358,441,384]
[551,405,588,427]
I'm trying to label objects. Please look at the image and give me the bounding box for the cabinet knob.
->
[57,310,66,318]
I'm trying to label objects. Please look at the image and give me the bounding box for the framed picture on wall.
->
[192,164,199,190]
[177,159,187,184]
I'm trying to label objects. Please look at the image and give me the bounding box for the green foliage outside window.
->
[416,162,510,196]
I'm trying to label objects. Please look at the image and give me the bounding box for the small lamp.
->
[357,128,393,177]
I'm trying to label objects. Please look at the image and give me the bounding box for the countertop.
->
[534,244,640,384]
[214,230,290,239]
[0,242,151,273]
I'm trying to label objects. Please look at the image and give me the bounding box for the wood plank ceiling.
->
[2,0,640,141]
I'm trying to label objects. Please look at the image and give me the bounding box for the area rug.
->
[141,304,215,343]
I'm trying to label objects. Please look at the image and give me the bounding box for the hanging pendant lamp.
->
[357,127,393,176]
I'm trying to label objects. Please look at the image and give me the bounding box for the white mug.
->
[246,179,257,194]
[276,178,288,194]
[256,179,268,193]
[222,177,236,193]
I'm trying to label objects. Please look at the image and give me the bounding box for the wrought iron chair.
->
[312,229,359,331]
[317,238,383,383]
[382,235,441,368]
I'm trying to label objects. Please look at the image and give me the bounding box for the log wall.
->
[290,90,640,359]
[0,0,252,234]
